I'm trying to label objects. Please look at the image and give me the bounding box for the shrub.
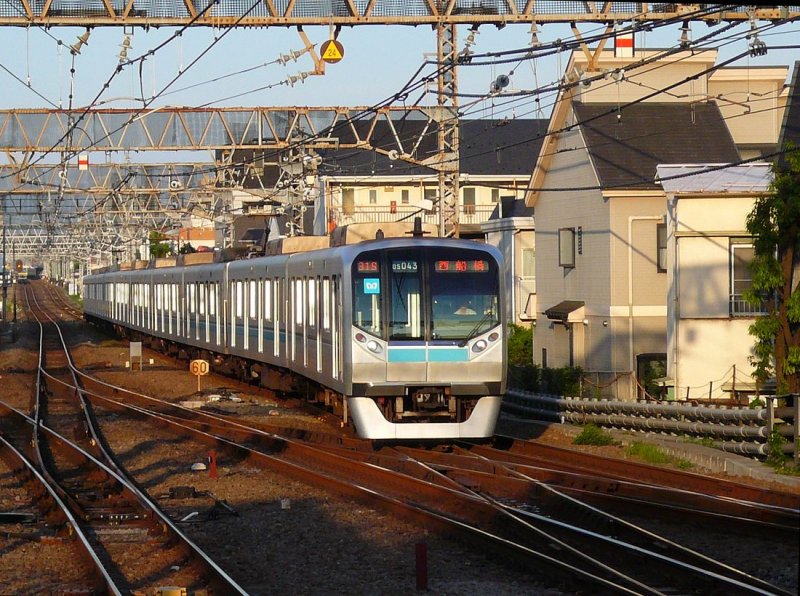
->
[766,430,789,471]
[507,323,533,366]
[508,364,539,392]
[626,442,671,464]
[573,423,617,446]
[541,365,583,396]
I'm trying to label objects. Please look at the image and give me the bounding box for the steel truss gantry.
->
[0,162,226,255]
[0,106,444,156]
[0,2,793,27]
[2,3,797,261]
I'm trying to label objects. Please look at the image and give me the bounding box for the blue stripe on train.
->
[388,347,468,363]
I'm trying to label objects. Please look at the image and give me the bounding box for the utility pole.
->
[1,195,6,322]
[433,16,459,238]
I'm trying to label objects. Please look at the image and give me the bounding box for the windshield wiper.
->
[457,309,495,347]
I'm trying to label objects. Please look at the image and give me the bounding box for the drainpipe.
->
[511,228,517,324]
[628,215,664,393]
[667,193,680,399]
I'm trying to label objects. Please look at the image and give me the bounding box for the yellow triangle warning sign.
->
[321,40,344,64]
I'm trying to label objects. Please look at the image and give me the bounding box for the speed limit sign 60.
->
[190,359,209,392]
[190,359,210,376]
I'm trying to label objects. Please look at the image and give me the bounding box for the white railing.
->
[334,205,496,227]
[730,294,768,317]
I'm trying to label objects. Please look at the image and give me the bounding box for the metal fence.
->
[503,389,799,460]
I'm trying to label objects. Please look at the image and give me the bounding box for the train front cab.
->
[344,241,506,440]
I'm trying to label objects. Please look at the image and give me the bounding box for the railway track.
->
[70,349,799,594]
[0,280,248,594]
[4,280,799,593]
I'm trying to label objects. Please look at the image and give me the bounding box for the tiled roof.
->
[656,163,772,193]
[318,118,547,178]
[573,102,741,190]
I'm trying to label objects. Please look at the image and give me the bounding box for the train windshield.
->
[429,248,500,340]
[352,246,500,341]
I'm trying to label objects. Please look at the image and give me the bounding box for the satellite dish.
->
[388,149,399,161]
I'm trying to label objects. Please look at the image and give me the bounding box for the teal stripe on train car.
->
[387,348,427,363]
[387,347,469,363]
[427,348,469,362]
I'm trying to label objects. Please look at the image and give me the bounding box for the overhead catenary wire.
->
[1,5,800,256]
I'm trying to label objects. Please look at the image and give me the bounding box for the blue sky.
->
[0,18,798,169]
[2,19,798,111]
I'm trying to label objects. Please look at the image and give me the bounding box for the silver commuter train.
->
[83,227,506,440]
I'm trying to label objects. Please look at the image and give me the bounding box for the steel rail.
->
[7,287,126,595]
[68,361,800,522]
[439,461,787,596]
[304,443,795,592]
[65,372,794,595]
[67,384,641,593]
[388,445,800,530]
[0,429,115,595]
[20,282,249,596]
[455,447,793,595]
[484,435,800,510]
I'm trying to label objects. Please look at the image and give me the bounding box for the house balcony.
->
[730,294,768,317]
[333,205,497,231]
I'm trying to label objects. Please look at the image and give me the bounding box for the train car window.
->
[199,284,206,315]
[308,278,316,328]
[209,283,216,316]
[263,280,272,321]
[273,278,281,357]
[332,275,340,379]
[352,257,383,337]
[429,249,500,340]
[388,255,422,340]
[188,284,196,314]
[322,277,331,331]
[249,280,257,319]
[294,278,304,325]
[236,281,243,318]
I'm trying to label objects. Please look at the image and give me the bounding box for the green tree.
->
[744,147,800,393]
[507,323,533,366]
[148,231,173,259]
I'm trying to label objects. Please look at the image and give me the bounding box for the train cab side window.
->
[388,255,422,340]
[352,257,383,338]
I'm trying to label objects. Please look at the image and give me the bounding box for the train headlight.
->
[471,339,488,353]
[366,340,383,354]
